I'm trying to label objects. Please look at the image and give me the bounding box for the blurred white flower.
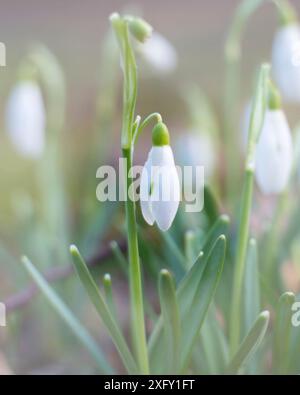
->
[140,145,180,231]
[272,24,300,103]
[6,81,45,159]
[255,109,293,195]
[175,131,216,180]
[140,32,177,73]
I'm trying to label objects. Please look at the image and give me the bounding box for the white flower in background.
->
[140,122,180,231]
[175,131,216,180]
[6,80,45,159]
[255,107,293,195]
[272,24,300,102]
[140,32,177,73]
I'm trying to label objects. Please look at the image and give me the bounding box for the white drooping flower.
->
[255,109,293,195]
[140,32,177,73]
[6,80,46,159]
[140,122,180,231]
[272,24,300,103]
[175,131,216,180]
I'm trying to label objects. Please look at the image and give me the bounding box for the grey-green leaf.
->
[21,256,114,374]
[226,311,270,374]
[158,269,181,374]
[70,245,138,374]
[273,292,295,374]
[149,233,226,373]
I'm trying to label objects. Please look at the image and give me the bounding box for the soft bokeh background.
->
[0,0,300,374]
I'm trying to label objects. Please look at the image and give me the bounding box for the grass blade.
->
[21,256,114,374]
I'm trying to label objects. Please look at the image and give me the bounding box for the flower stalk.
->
[229,64,270,355]
[111,13,149,374]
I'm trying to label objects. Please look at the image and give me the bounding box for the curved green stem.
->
[123,147,149,374]
[111,13,149,374]
[133,112,162,145]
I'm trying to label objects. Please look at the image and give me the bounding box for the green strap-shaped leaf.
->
[226,311,270,374]
[148,216,229,371]
[203,186,220,225]
[177,215,229,314]
[149,234,226,373]
[158,269,181,374]
[243,239,260,334]
[70,245,138,374]
[199,304,229,374]
[243,238,261,373]
[273,292,295,374]
[21,256,114,374]
[102,273,118,323]
[179,236,226,371]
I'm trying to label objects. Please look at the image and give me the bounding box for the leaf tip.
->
[220,214,230,224]
[260,310,270,322]
[279,292,295,304]
[103,273,112,284]
[69,244,79,257]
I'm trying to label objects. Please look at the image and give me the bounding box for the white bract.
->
[140,32,177,73]
[140,145,180,231]
[272,24,300,102]
[6,81,46,159]
[255,109,293,195]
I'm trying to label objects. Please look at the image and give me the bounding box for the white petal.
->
[141,32,177,73]
[140,155,155,225]
[255,110,293,195]
[6,81,45,159]
[272,24,300,103]
[150,146,180,231]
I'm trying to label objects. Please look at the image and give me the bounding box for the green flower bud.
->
[128,17,153,43]
[268,80,282,110]
[152,122,170,146]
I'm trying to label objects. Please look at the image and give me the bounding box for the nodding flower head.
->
[6,80,45,159]
[272,22,300,103]
[255,83,293,195]
[140,122,180,231]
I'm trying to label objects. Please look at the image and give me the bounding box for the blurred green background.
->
[1,0,300,374]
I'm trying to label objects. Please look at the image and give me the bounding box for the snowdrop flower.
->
[140,122,180,231]
[6,80,45,159]
[255,84,293,195]
[140,32,177,73]
[272,23,300,102]
[175,131,216,180]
